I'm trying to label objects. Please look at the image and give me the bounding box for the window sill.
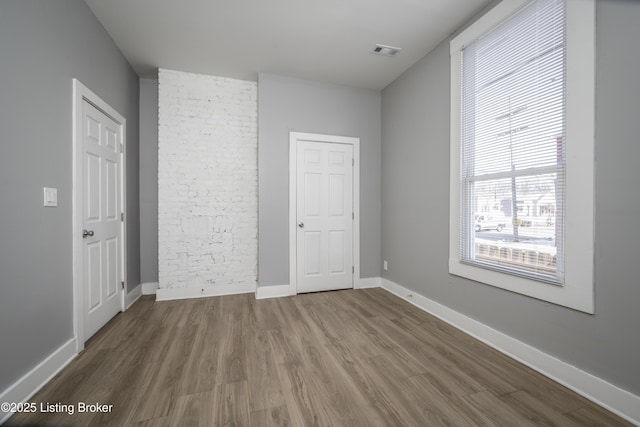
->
[449,258,593,313]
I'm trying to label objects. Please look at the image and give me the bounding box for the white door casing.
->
[289,132,360,294]
[73,80,126,352]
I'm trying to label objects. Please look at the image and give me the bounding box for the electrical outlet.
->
[383,260,388,271]
[43,187,57,207]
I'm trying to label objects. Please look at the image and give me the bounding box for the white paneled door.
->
[297,141,354,293]
[82,100,123,341]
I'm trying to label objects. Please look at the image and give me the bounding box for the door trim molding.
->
[72,79,127,353]
[289,132,360,295]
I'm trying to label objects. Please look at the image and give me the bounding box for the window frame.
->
[449,0,595,313]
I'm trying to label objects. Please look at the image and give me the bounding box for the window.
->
[449,0,595,313]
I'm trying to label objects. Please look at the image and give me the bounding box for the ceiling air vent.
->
[372,44,402,57]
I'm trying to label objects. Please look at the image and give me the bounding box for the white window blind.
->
[460,0,566,284]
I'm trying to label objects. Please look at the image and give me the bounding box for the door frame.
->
[72,79,127,353]
[289,132,360,295]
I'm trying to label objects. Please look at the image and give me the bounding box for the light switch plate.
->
[43,187,57,207]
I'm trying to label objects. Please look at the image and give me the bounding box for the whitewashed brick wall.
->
[158,69,257,292]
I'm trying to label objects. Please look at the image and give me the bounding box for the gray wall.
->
[381,0,640,395]
[0,0,139,393]
[139,78,159,285]
[258,73,381,286]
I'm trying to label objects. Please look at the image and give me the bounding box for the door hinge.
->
[352,266,355,274]
[121,212,124,221]
[352,212,354,220]
[120,143,124,154]
[352,158,354,166]
[121,281,125,289]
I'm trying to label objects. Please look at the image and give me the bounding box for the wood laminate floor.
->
[7,288,632,426]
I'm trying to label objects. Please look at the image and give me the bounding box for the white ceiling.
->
[85,0,493,90]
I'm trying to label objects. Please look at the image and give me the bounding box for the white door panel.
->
[328,231,345,274]
[87,241,101,312]
[105,159,118,220]
[86,153,101,222]
[82,100,122,341]
[297,141,353,293]
[105,237,119,298]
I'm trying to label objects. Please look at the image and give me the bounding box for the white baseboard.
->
[125,284,142,309]
[256,284,294,299]
[0,338,77,425]
[357,277,382,289]
[255,278,382,300]
[141,281,158,295]
[156,283,255,301]
[379,278,640,426]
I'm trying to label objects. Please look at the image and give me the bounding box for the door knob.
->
[298,222,304,228]
[83,229,94,238]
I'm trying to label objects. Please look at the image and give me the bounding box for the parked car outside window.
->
[474,214,507,232]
